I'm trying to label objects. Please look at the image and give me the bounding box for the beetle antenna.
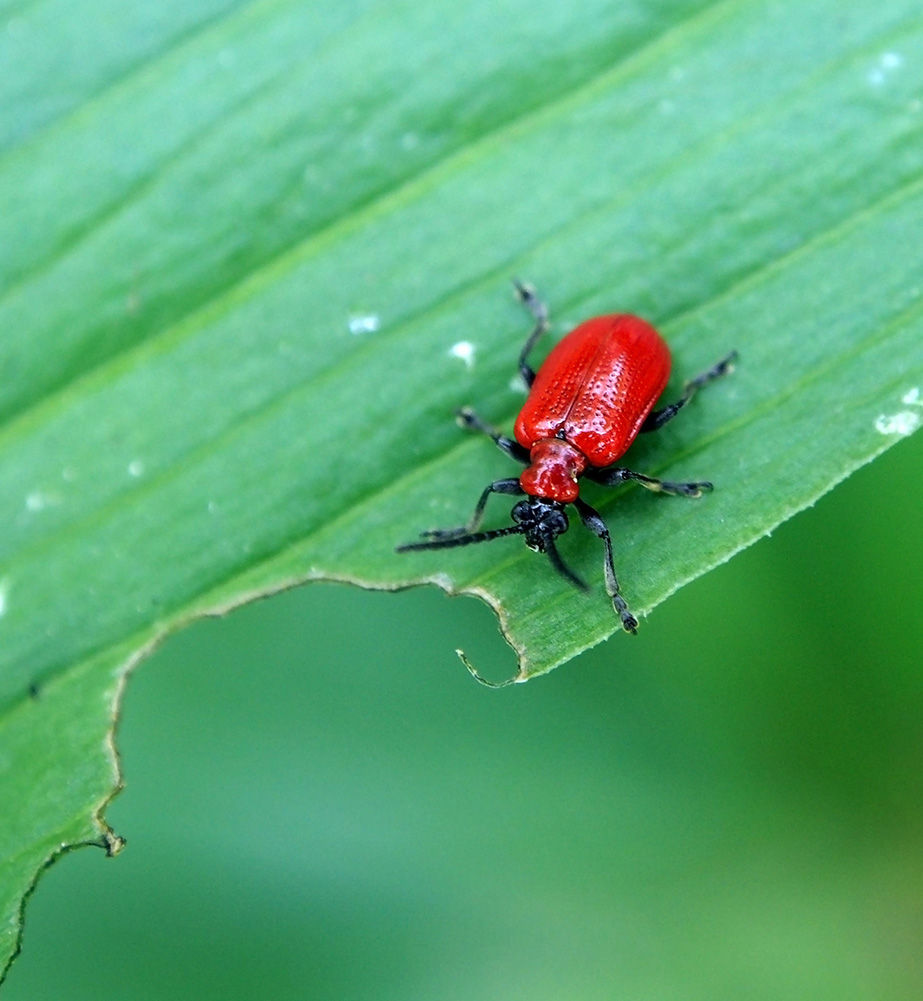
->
[396,524,524,552]
[544,537,588,592]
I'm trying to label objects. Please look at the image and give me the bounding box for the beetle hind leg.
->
[642,350,738,432]
[512,279,549,388]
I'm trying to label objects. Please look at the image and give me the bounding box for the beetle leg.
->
[404,477,524,543]
[641,350,738,432]
[396,522,525,553]
[573,498,638,633]
[512,279,549,388]
[589,466,713,497]
[457,407,530,464]
[543,536,588,592]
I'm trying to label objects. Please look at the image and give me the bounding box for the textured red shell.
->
[515,313,671,464]
[514,314,671,500]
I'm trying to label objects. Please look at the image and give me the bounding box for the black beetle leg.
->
[573,497,638,633]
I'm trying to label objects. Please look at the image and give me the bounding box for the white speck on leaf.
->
[449,341,476,369]
[0,579,8,618]
[128,459,145,478]
[874,386,921,436]
[25,490,58,512]
[868,51,903,86]
[348,314,380,335]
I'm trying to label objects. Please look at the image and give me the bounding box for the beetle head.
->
[511,498,587,592]
[511,498,568,551]
[396,496,587,594]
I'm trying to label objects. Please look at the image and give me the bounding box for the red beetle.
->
[398,283,736,632]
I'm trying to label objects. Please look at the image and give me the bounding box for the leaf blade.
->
[2,0,923,979]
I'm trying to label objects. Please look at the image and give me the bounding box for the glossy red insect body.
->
[514,314,671,503]
[398,283,736,633]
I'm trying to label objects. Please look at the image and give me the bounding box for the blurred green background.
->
[6,434,921,1000]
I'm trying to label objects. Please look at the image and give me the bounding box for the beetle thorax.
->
[519,437,588,503]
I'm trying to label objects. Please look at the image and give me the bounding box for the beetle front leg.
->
[512,280,549,388]
[574,498,638,633]
[457,407,530,465]
[641,350,738,432]
[415,477,524,542]
[589,466,713,498]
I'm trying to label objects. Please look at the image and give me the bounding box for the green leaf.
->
[2,0,922,979]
